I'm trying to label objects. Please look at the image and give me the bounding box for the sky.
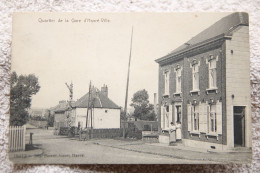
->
[11,12,230,109]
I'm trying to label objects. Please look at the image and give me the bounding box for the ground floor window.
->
[176,105,181,123]
[209,104,217,133]
[161,105,172,130]
[193,105,199,131]
[188,102,222,135]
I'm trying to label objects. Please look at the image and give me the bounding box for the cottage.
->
[71,85,121,129]
[52,100,70,129]
[155,12,251,151]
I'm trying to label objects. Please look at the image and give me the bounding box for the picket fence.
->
[9,125,26,152]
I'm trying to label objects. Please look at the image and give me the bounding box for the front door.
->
[234,106,245,147]
[175,104,182,140]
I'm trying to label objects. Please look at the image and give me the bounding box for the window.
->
[176,68,181,93]
[208,104,217,133]
[193,105,199,131]
[176,105,181,123]
[164,70,170,95]
[209,57,217,89]
[192,63,199,91]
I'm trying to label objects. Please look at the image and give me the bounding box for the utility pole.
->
[86,81,91,128]
[65,82,73,137]
[123,27,133,138]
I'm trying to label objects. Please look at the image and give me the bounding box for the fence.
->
[9,125,26,152]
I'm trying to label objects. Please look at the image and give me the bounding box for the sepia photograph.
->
[9,12,252,164]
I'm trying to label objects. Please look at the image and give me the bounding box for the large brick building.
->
[155,12,251,151]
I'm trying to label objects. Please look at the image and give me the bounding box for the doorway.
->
[234,106,245,147]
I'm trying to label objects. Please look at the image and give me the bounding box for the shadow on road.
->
[25,144,42,151]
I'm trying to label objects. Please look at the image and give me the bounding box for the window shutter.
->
[161,106,164,129]
[216,102,222,134]
[174,105,177,124]
[169,105,173,125]
[199,103,207,133]
[206,105,210,133]
[187,104,192,131]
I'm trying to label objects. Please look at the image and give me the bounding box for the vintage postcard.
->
[9,12,252,164]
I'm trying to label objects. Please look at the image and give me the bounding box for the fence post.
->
[23,125,26,151]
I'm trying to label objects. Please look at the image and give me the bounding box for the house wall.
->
[54,112,66,128]
[74,108,120,129]
[225,26,251,148]
[93,108,120,129]
[158,45,227,146]
[183,47,226,145]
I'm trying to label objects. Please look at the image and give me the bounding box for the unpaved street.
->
[9,126,251,164]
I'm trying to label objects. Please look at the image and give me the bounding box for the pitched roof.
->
[52,101,70,113]
[74,88,120,109]
[155,12,249,63]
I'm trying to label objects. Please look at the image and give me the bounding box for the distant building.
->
[71,85,121,129]
[28,108,47,118]
[127,115,135,121]
[155,13,251,150]
[52,100,70,129]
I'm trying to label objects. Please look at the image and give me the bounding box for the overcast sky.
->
[11,12,230,109]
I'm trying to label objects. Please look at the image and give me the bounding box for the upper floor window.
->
[209,57,217,89]
[176,67,181,93]
[192,63,199,91]
[164,70,170,95]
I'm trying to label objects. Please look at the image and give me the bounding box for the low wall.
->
[121,121,159,131]
[79,128,122,141]
[142,131,159,143]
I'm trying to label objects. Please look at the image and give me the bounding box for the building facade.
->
[155,12,251,151]
[53,100,69,129]
[71,85,121,129]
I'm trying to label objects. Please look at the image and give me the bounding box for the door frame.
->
[233,106,246,147]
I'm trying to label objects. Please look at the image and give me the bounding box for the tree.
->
[10,72,40,126]
[45,109,54,127]
[130,89,156,121]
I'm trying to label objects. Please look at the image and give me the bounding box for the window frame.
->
[193,104,200,132]
[176,105,182,124]
[163,70,170,96]
[174,65,182,94]
[208,56,217,89]
[192,63,200,91]
[208,104,217,134]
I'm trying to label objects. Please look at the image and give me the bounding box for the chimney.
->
[101,84,108,97]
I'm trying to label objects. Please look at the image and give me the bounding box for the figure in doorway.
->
[169,122,176,145]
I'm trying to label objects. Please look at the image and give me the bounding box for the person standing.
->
[176,122,182,141]
[169,122,176,145]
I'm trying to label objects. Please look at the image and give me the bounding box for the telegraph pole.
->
[123,27,133,138]
[65,82,73,137]
[86,81,91,128]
